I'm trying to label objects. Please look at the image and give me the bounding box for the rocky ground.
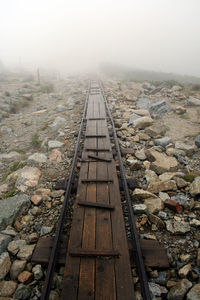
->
[104,78,200,299]
[0,73,200,299]
[0,72,87,299]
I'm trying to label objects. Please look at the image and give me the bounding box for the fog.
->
[0,0,200,76]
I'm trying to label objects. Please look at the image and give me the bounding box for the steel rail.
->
[40,81,90,300]
[99,80,151,300]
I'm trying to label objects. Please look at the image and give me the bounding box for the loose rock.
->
[0,234,12,255]
[0,252,11,279]
[186,283,200,300]
[0,280,17,297]
[132,116,153,129]
[168,279,192,300]
[0,194,30,230]
[10,260,26,280]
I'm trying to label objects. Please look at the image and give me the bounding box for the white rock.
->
[48,140,64,150]
[15,167,41,192]
[133,117,153,129]
[28,153,47,164]
[49,117,66,132]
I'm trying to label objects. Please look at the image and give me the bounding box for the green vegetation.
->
[183,172,200,183]
[40,82,54,93]
[10,161,26,172]
[32,134,41,148]
[1,160,26,182]
[179,114,190,120]
[1,172,11,182]
[2,188,17,198]
[10,98,29,114]
[9,149,26,154]
[40,122,49,131]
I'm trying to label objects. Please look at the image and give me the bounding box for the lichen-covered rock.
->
[16,244,35,261]
[15,166,41,192]
[0,194,30,230]
[187,283,200,300]
[168,279,192,300]
[144,198,164,214]
[13,284,31,300]
[149,100,170,115]
[146,149,179,174]
[0,280,17,297]
[178,264,192,278]
[28,153,47,164]
[166,217,190,234]
[7,240,26,255]
[48,140,64,150]
[148,180,177,194]
[0,234,12,255]
[10,260,26,280]
[154,137,173,148]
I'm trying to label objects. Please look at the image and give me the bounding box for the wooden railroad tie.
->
[85,135,107,138]
[85,148,110,152]
[87,155,112,162]
[84,117,106,121]
[81,179,113,183]
[77,200,114,210]
[31,236,169,268]
[69,249,120,258]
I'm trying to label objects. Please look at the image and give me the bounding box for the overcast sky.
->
[0,0,200,76]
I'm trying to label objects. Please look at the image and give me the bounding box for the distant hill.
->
[100,63,200,84]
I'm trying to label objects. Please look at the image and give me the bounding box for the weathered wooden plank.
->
[61,163,88,299]
[70,249,120,257]
[78,162,96,300]
[108,161,135,300]
[77,201,114,210]
[95,120,116,300]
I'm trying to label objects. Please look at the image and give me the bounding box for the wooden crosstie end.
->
[60,85,136,299]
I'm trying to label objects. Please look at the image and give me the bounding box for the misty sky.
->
[0,0,200,76]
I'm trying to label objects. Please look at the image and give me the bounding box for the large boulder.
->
[149,100,170,115]
[28,153,47,164]
[136,97,150,109]
[175,142,195,157]
[144,197,164,214]
[165,217,190,234]
[132,116,153,129]
[145,149,179,174]
[48,117,66,132]
[0,194,30,230]
[168,279,192,300]
[128,113,141,125]
[145,124,167,138]
[187,96,200,106]
[154,137,173,148]
[148,180,177,194]
[187,284,200,300]
[131,109,150,117]
[14,167,41,192]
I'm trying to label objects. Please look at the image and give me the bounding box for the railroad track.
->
[35,79,152,299]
